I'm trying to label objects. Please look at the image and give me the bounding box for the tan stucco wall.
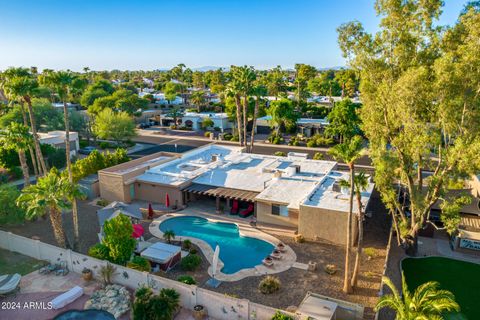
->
[134,182,184,206]
[255,201,298,228]
[298,205,358,245]
[98,172,131,203]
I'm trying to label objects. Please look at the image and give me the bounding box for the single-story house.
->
[38,131,79,157]
[181,112,233,132]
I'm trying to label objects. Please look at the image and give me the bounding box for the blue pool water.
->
[159,216,274,274]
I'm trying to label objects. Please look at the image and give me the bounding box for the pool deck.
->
[149,208,297,282]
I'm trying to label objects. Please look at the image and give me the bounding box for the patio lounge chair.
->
[276,242,286,252]
[230,200,239,215]
[262,256,274,267]
[0,274,21,295]
[239,203,254,218]
[270,250,282,259]
[51,286,84,309]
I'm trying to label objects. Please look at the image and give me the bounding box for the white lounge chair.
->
[0,273,21,295]
[51,286,84,309]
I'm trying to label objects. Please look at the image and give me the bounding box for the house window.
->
[272,205,288,217]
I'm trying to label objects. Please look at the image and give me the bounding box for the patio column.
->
[215,196,221,214]
[226,198,231,210]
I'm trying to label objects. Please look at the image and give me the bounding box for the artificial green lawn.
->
[402,257,480,320]
[0,248,44,276]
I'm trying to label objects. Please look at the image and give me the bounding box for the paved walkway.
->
[417,236,480,265]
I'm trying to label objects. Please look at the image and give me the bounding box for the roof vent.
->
[332,181,342,193]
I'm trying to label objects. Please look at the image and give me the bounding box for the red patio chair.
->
[230,200,239,215]
[239,203,254,218]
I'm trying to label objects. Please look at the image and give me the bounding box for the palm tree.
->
[1,68,48,176]
[339,172,370,288]
[375,273,460,319]
[40,70,82,250]
[0,123,33,187]
[249,83,267,153]
[17,169,83,248]
[190,90,206,112]
[328,135,364,294]
[163,230,175,244]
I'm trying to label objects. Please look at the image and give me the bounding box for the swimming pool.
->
[159,216,274,274]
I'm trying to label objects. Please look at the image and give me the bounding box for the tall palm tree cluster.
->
[0,67,85,249]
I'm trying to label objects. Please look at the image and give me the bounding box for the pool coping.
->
[149,212,297,282]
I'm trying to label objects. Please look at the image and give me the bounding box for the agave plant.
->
[375,273,460,320]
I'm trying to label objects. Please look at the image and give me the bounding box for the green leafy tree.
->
[249,82,268,152]
[328,136,364,294]
[163,229,175,244]
[294,64,316,104]
[0,123,33,186]
[264,66,287,98]
[17,169,83,248]
[102,214,136,265]
[267,99,298,135]
[80,79,114,107]
[93,108,136,145]
[337,1,480,254]
[0,185,25,225]
[164,81,184,104]
[133,286,180,320]
[375,273,460,319]
[325,98,361,143]
[192,71,205,89]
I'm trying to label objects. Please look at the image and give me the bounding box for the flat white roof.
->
[302,171,375,213]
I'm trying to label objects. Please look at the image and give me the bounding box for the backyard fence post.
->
[66,249,73,271]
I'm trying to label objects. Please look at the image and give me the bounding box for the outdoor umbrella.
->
[165,193,170,207]
[147,203,154,219]
[132,224,145,238]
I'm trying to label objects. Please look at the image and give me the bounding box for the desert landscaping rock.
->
[84,284,131,319]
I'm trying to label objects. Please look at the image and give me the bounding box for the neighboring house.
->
[38,131,79,157]
[256,115,329,137]
[181,112,233,132]
[98,144,375,245]
[51,102,79,110]
[96,201,143,240]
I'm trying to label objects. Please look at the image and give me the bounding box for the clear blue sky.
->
[0,0,469,71]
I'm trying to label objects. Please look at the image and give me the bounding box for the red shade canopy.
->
[165,193,170,207]
[132,224,145,238]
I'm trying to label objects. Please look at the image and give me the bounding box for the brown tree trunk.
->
[343,164,354,294]
[19,102,39,176]
[64,102,79,250]
[18,150,30,187]
[351,193,364,288]
[24,97,47,175]
[234,94,243,146]
[249,97,259,153]
[49,207,67,248]
[242,96,248,152]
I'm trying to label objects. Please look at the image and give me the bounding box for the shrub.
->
[204,131,211,138]
[271,311,294,320]
[177,275,196,285]
[364,247,378,260]
[268,133,284,144]
[189,248,198,255]
[8,166,23,179]
[223,133,233,140]
[324,264,337,275]
[96,198,109,207]
[259,276,281,294]
[127,256,151,272]
[306,140,317,148]
[180,254,202,271]
[313,152,324,160]
[274,151,286,157]
[99,141,110,149]
[0,184,25,225]
[213,126,221,132]
[294,234,305,243]
[230,134,239,142]
[99,263,117,286]
[288,137,299,146]
[88,243,110,260]
[133,286,180,320]
[79,140,89,148]
[182,239,192,250]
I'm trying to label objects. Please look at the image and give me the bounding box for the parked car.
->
[136,123,151,129]
[78,146,97,155]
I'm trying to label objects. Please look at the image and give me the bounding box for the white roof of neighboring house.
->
[38,131,78,143]
[183,112,229,120]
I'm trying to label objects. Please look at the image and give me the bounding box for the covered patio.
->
[182,183,258,216]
